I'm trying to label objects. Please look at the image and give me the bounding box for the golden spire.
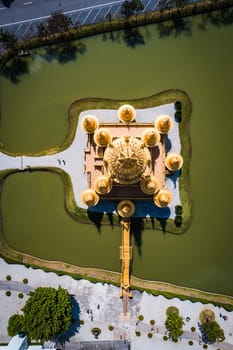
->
[94,176,112,194]
[140,176,160,195]
[165,153,183,171]
[117,104,136,123]
[94,128,112,147]
[81,115,99,134]
[103,136,151,184]
[141,128,160,147]
[117,200,135,218]
[155,115,173,134]
[80,189,99,207]
[154,189,172,208]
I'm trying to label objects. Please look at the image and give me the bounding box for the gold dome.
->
[117,104,136,123]
[104,136,151,184]
[81,115,99,134]
[165,153,183,171]
[94,128,112,147]
[141,128,160,147]
[154,189,172,208]
[117,200,135,218]
[94,176,112,194]
[140,176,160,195]
[81,189,99,207]
[155,115,173,134]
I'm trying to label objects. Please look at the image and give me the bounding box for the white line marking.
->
[152,0,160,10]
[15,23,23,34]
[0,7,7,10]
[24,1,32,5]
[0,0,125,27]
[81,9,92,25]
[144,0,153,11]
[21,23,31,37]
[91,8,101,24]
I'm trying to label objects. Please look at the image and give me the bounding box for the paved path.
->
[1,259,233,349]
[0,0,165,39]
[0,280,33,293]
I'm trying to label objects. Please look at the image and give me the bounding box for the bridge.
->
[119,217,132,316]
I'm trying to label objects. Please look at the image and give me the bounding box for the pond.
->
[1,11,233,296]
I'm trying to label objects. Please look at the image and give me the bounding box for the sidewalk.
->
[0,258,233,349]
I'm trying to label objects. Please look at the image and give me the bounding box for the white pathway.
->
[0,258,233,349]
[0,104,181,218]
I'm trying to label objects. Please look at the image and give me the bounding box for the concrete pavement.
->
[0,0,163,39]
[1,258,233,349]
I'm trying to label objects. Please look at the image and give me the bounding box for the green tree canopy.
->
[202,321,225,344]
[22,286,72,341]
[120,0,144,18]
[37,11,73,36]
[7,314,25,337]
[0,29,18,50]
[165,310,184,342]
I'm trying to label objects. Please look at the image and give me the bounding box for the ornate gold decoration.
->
[117,200,135,218]
[140,176,160,195]
[155,115,173,134]
[80,189,99,207]
[165,153,183,171]
[104,136,151,184]
[94,176,112,194]
[154,189,172,208]
[81,115,99,134]
[94,128,112,147]
[117,104,136,123]
[141,128,160,147]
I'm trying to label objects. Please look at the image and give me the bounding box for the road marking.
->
[152,0,160,10]
[22,23,32,37]
[24,1,32,5]
[81,9,92,25]
[15,23,23,34]
[0,7,7,10]
[0,0,125,27]
[91,8,102,24]
[144,0,153,11]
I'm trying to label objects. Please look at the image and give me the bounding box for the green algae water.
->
[1,12,233,295]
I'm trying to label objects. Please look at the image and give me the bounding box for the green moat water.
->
[1,13,233,295]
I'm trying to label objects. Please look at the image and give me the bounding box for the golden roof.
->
[117,104,136,123]
[141,128,160,147]
[140,176,160,195]
[154,189,172,208]
[104,136,151,184]
[155,115,173,134]
[80,189,99,207]
[81,115,99,134]
[165,153,183,171]
[94,128,112,147]
[117,200,135,218]
[94,176,112,194]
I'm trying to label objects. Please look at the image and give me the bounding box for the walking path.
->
[0,258,233,349]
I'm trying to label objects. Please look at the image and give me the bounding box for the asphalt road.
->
[0,0,161,38]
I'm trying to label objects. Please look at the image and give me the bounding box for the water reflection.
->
[2,57,29,83]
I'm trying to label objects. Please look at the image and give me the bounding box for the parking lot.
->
[0,0,162,39]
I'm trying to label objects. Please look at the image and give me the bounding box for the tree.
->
[47,11,73,34]
[7,314,25,336]
[22,286,72,341]
[37,11,73,37]
[165,310,184,342]
[201,321,225,344]
[0,29,18,50]
[120,0,144,18]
